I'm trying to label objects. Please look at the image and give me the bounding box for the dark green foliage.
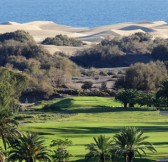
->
[156,80,168,106]
[50,139,72,162]
[136,91,156,107]
[42,34,85,47]
[115,61,167,91]
[81,81,93,90]
[116,89,157,108]
[52,148,71,162]
[152,43,168,61]
[114,127,156,162]
[0,30,35,43]
[8,133,51,162]
[0,111,19,150]
[50,139,72,148]
[85,135,113,162]
[115,89,138,108]
[0,68,28,110]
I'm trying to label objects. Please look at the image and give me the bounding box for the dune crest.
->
[0,20,168,54]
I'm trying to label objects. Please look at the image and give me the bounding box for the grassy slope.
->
[19,97,168,161]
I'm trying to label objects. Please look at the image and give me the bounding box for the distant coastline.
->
[0,0,168,27]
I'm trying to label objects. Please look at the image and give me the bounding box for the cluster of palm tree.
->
[0,111,156,162]
[8,133,51,162]
[0,112,72,162]
[0,111,50,162]
[85,127,156,162]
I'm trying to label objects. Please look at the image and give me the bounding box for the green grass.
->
[16,97,168,161]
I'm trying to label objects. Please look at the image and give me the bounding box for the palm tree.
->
[114,127,156,162]
[85,135,113,162]
[8,132,51,162]
[0,111,19,150]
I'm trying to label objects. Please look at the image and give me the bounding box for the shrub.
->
[0,30,35,43]
[115,89,138,108]
[42,34,85,47]
[71,32,155,68]
[0,33,80,99]
[115,61,167,91]
[152,43,168,61]
[81,81,93,90]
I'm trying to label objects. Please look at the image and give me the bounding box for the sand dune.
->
[0,20,168,54]
[119,25,156,32]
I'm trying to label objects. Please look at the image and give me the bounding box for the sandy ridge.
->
[0,20,168,54]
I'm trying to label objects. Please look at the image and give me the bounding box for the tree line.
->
[71,32,168,67]
[114,61,168,108]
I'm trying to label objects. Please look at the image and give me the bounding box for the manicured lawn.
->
[17,97,168,161]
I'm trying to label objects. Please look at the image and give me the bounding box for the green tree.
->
[114,127,156,162]
[85,135,113,162]
[0,68,28,111]
[8,133,51,162]
[0,111,19,150]
[156,80,168,106]
[115,62,167,91]
[0,30,35,43]
[136,91,155,107]
[115,89,138,108]
[81,81,93,90]
[50,138,72,162]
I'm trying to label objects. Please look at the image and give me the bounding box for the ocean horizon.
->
[0,0,168,27]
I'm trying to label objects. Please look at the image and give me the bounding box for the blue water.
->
[0,0,168,27]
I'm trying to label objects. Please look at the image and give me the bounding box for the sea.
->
[0,0,168,27]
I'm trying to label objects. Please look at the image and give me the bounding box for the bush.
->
[71,32,156,68]
[152,43,168,61]
[115,61,167,91]
[42,34,85,47]
[81,81,93,90]
[71,44,124,67]
[0,30,35,43]
[0,32,80,99]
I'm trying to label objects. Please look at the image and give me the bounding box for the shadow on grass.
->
[153,141,168,145]
[142,122,168,125]
[74,158,154,162]
[43,98,74,111]
[73,159,84,162]
[32,125,168,135]
[135,158,154,162]
[42,98,156,114]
